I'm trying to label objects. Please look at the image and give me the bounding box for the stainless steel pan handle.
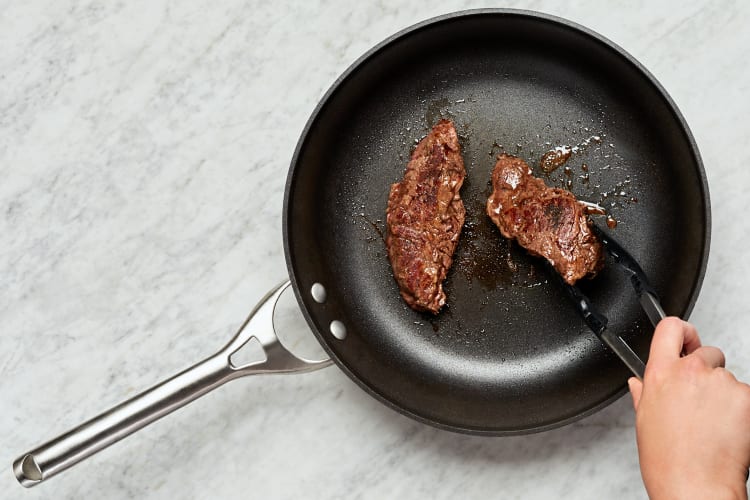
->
[12,281,331,487]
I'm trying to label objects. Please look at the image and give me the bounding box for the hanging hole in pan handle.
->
[221,281,332,375]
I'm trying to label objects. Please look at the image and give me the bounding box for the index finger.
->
[648,317,702,364]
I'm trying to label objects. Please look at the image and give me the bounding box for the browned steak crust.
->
[386,120,466,314]
[486,154,603,284]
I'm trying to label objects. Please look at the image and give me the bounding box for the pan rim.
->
[282,8,711,435]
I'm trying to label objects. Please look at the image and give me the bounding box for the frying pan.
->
[13,9,709,486]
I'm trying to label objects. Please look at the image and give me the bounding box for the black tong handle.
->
[553,272,647,379]
[591,225,667,326]
[547,225,666,380]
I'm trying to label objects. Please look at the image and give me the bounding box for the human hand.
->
[629,317,750,500]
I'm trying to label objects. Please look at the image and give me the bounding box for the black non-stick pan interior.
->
[284,10,709,434]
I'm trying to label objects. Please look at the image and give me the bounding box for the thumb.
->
[628,377,643,411]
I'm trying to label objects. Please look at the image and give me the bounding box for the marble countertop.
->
[3,1,749,498]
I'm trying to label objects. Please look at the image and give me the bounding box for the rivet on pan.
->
[329,320,347,340]
[311,283,327,303]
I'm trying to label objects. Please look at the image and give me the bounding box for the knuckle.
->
[716,367,736,382]
[683,354,707,373]
[712,368,735,387]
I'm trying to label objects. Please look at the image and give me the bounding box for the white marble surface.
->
[2,1,749,498]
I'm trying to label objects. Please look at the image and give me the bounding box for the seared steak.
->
[386,119,466,314]
[486,154,603,284]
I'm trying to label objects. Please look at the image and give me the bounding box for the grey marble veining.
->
[2,1,749,499]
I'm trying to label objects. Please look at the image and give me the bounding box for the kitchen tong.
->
[548,224,666,380]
